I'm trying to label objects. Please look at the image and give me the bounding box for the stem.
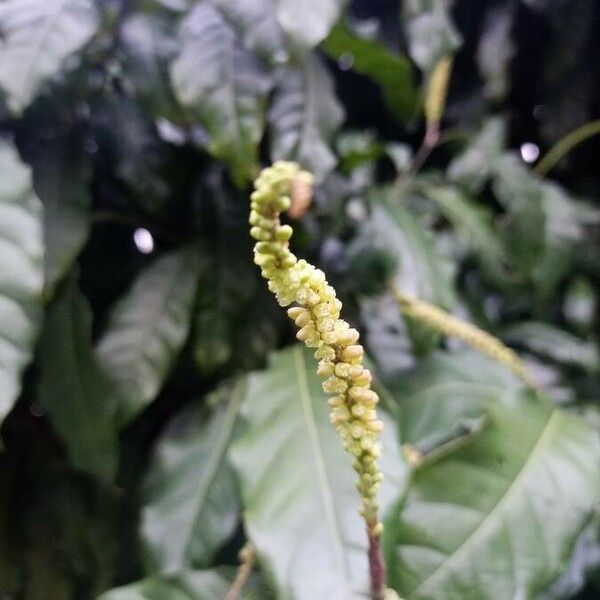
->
[368,526,386,600]
[224,543,255,600]
[534,119,600,177]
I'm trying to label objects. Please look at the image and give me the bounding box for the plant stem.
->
[534,119,600,177]
[368,524,386,600]
[224,543,255,600]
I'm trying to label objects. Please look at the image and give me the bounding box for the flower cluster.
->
[250,161,384,536]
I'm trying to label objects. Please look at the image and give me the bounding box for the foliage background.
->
[0,0,600,598]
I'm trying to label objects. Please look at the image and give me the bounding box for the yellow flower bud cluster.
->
[249,161,384,536]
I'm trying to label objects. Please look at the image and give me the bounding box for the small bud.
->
[296,324,315,342]
[341,345,364,362]
[317,361,335,377]
[276,225,293,241]
[295,311,312,328]
[287,306,304,320]
[338,328,360,346]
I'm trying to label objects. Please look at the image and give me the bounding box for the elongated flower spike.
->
[249,161,385,539]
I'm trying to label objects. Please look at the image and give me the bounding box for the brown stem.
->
[224,543,255,600]
[368,527,386,600]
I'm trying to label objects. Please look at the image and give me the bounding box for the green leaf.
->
[369,192,455,308]
[170,1,272,185]
[120,14,181,121]
[31,131,91,299]
[322,22,417,123]
[419,183,509,279]
[98,567,272,600]
[38,277,119,481]
[403,0,462,74]
[230,345,406,600]
[447,117,506,194]
[275,0,346,51]
[384,351,600,600]
[141,384,244,570]
[0,0,99,112]
[502,322,600,371]
[0,140,43,423]
[212,0,288,64]
[96,247,201,426]
[269,55,344,184]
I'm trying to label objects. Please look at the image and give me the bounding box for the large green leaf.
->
[384,351,600,600]
[170,0,272,185]
[96,247,201,426]
[98,567,272,600]
[0,0,99,112]
[230,345,406,600]
[322,22,417,123]
[141,384,244,570]
[30,131,91,298]
[0,140,43,423]
[268,55,344,184]
[38,277,119,481]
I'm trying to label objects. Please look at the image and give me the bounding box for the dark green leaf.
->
[30,132,91,298]
[141,384,244,570]
[322,22,417,122]
[170,1,272,185]
[230,345,406,600]
[269,55,344,184]
[0,140,43,423]
[384,351,600,600]
[0,0,99,112]
[120,14,181,121]
[96,246,201,426]
[38,277,119,481]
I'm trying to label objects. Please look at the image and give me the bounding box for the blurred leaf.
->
[140,384,243,571]
[170,1,272,185]
[564,278,597,330]
[0,140,43,423]
[384,351,600,600]
[368,191,455,307]
[212,0,288,64]
[403,0,462,74]
[38,277,119,481]
[30,131,91,299]
[419,183,510,280]
[96,246,201,426]
[230,345,406,600]
[275,0,346,52]
[91,96,172,213]
[447,117,506,194]
[502,322,600,371]
[322,21,416,122]
[194,180,281,375]
[0,0,99,112]
[537,520,600,600]
[120,14,181,121]
[269,55,344,184]
[477,5,516,101]
[98,567,272,600]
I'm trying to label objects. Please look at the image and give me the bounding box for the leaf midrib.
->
[293,346,350,582]
[410,409,562,598]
